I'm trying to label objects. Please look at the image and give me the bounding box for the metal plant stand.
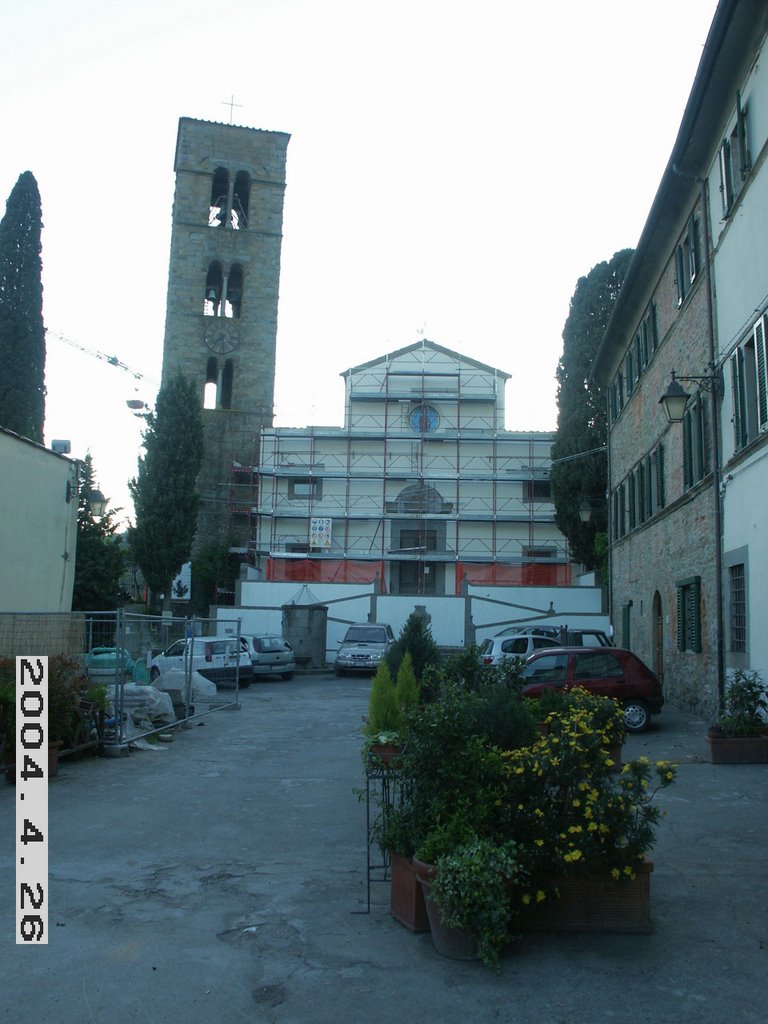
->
[364,759,402,912]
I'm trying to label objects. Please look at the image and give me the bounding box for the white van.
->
[149,635,253,687]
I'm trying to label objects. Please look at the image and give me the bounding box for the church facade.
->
[250,339,569,596]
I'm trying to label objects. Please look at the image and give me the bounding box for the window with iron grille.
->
[729,563,746,654]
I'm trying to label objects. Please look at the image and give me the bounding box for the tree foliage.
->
[551,249,633,570]
[72,454,125,611]
[0,171,45,442]
[386,609,441,680]
[128,374,203,607]
[190,539,240,614]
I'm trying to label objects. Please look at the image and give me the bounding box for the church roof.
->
[340,338,511,380]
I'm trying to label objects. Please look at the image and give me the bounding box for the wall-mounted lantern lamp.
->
[88,489,108,518]
[578,500,593,524]
[659,367,722,423]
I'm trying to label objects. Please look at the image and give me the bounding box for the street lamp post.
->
[659,367,725,712]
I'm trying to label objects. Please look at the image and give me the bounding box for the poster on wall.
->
[310,517,333,549]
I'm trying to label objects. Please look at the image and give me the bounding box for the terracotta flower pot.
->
[517,860,653,934]
[412,858,479,961]
[368,743,403,768]
[389,852,430,933]
[706,733,768,764]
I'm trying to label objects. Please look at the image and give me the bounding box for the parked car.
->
[478,633,560,667]
[495,624,561,639]
[245,635,295,681]
[520,646,664,732]
[150,635,253,688]
[334,623,395,676]
[495,624,614,647]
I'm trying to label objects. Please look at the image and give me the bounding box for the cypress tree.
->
[72,453,125,611]
[128,373,204,611]
[551,249,633,571]
[0,171,46,442]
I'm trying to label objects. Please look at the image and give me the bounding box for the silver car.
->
[245,635,295,681]
[478,633,560,668]
[334,623,394,676]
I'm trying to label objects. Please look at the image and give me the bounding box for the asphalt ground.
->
[1,673,766,1024]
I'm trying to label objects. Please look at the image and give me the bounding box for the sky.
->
[2,0,721,526]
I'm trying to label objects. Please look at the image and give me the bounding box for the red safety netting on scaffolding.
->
[456,562,572,589]
[266,559,387,590]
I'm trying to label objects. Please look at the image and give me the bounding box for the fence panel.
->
[0,610,246,760]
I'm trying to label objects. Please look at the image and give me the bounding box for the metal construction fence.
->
[0,610,245,753]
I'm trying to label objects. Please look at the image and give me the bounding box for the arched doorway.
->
[389,483,451,595]
[652,591,664,683]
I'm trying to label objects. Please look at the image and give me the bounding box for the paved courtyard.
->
[1,673,766,1023]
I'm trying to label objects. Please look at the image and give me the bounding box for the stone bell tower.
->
[161,117,289,558]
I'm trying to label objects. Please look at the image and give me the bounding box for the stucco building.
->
[0,428,79,613]
[249,339,570,596]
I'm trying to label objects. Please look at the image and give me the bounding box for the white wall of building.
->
[0,430,79,612]
[709,27,768,683]
[222,579,609,664]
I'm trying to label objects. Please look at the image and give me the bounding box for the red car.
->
[520,647,664,732]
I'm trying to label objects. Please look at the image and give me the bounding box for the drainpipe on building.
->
[701,178,726,713]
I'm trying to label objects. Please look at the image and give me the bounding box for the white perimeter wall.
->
[222,580,609,664]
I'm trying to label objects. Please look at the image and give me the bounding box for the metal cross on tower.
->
[221,95,243,123]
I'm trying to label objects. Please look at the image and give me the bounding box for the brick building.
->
[594,0,768,717]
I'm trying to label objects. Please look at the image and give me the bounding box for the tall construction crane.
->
[46,328,157,408]
[46,328,155,383]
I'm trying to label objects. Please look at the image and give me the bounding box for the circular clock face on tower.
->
[409,404,440,433]
[204,321,241,354]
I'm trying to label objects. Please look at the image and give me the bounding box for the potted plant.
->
[0,655,91,780]
[362,661,403,767]
[418,838,525,967]
[385,678,675,966]
[381,681,534,943]
[707,669,768,763]
[541,686,627,770]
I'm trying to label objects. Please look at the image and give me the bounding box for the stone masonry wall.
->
[161,118,289,554]
[610,192,720,719]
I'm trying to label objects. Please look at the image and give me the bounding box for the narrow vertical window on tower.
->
[204,357,218,409]
[209,167,230,227]
[225,265,244,318]
[221,360,234,409]
[204,263,224,316]
[232,171,250,229]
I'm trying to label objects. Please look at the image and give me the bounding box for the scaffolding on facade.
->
[249,347,571,596]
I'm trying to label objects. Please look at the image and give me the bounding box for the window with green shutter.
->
[730,313,768,450]
[754,315,768,431]
[656,442,665,508]
[676,576,702,653]
[621,602,633,649]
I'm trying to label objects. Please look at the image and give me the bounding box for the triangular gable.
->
[340,338,511,381]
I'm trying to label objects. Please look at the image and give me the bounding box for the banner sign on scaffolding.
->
[310,517,333,549]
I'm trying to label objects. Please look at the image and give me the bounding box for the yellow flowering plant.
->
[500,697,676,900]
[371,677,676,969]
